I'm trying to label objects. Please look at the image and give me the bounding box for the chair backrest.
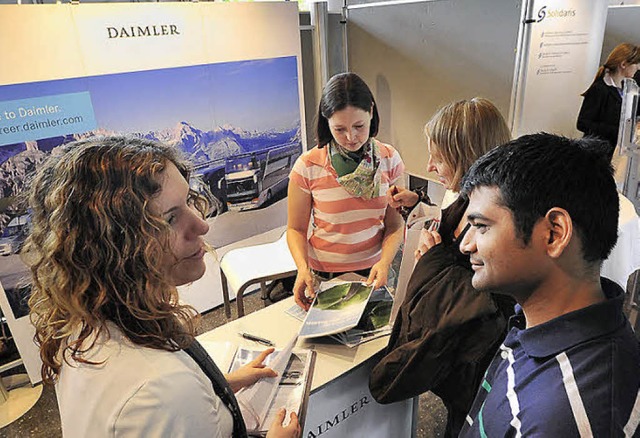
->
[0,280,42,384]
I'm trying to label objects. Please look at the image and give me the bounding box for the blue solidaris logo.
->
[537,5,547,22]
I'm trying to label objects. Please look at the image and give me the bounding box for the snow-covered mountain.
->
[0,119,300,201]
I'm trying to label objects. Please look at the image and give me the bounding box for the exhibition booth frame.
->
[0,0,638,435]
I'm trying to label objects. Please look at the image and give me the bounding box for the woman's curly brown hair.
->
[24,136,208,384]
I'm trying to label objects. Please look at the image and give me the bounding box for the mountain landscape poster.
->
[0,55,303,323]
[0,56,302,257]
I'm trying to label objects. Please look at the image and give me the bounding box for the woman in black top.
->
[577,43,640,159]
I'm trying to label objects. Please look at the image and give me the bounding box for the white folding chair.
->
[219,230,297,318]
[0,281,43,427]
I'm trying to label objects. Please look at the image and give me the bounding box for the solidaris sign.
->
[512,0,608,138]
[536,5,576,22]
[106,24,181,39]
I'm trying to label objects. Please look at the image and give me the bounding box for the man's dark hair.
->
[316,72,379,147]
[461,133,618,262]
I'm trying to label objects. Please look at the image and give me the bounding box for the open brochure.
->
[200,337,316,437]
[288,281,393,347]
[298,281,375,339]
[329,286,393,347]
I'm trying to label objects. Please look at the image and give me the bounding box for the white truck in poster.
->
[224,142,300,211]
[0,214,29,257]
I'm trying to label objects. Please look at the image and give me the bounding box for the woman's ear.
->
[544,207,572,258]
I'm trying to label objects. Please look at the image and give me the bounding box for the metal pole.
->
[311,1,330,102]
[508,0,535,136]
[341,0,349,71]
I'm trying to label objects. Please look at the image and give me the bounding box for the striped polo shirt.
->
[459,278,640,437]
[289,139,404,272]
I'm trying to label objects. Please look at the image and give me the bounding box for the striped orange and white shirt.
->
[289,139,405,272]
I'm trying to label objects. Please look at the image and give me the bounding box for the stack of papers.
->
[200,337,315,437]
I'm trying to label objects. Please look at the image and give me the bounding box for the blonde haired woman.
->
[577,42,640,159]
[26,136,299,438]
[370,98,515,437]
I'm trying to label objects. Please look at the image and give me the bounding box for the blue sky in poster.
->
[0,56,300,135]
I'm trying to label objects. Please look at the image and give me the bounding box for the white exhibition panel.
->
[0,3,304,87]
[0,2,305,384]
[512,0,609,137]
[346,0,521,179]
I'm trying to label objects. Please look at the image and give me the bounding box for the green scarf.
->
[329,139,381,199]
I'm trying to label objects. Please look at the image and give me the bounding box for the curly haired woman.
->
[25,136,299,438]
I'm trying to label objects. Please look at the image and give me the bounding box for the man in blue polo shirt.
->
[457,133,640,437]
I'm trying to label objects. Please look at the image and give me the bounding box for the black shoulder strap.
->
[184,340,248,438]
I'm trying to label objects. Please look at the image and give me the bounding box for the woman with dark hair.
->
[26,136,299,437]
[577,42,640,159]
[287,72,405,310]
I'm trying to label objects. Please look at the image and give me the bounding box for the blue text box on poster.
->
[0,92,97,147]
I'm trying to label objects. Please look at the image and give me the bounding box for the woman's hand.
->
[366,260,390,289]
[386,186,419,209]
[287,182,315,312]
[225,348,278,393]
[266,409,301,438]
[293,270,316,311]
[414,229,442,261]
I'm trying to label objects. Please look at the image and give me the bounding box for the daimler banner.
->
[0,2,305,385]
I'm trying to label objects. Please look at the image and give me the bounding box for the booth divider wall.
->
[345,0,522,179]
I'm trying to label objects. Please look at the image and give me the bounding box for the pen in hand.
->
[390,185,402,212]
[239,332,274,347]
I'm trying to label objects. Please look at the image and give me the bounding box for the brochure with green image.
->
[298,280,377,339]
[288,281,393,346]
[329,286,393,348]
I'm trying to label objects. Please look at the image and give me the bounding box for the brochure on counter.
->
[287,280,393,347]
[200,337,316,437]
